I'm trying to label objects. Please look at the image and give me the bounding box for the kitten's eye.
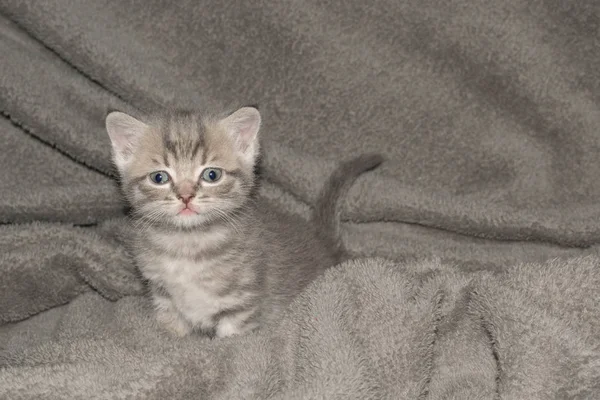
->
[201,168,223,183]
[149,171,170,185]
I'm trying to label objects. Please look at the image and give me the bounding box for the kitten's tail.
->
[312,153,384,263]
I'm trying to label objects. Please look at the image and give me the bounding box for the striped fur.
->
[105,106,382,338]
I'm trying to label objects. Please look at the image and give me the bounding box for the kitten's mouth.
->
[177,207,198,216]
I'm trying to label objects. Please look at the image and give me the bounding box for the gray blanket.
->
[1,0,599,398]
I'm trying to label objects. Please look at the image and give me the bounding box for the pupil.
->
[155,174,162,182]
[209,170,216,180]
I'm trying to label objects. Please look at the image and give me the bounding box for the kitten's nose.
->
[176,181,195,204]
[178,194,194,204]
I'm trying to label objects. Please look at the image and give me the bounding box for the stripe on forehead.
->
[160,111,207,162]
[161,115,179,158]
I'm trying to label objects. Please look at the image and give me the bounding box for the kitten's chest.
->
[145,256,242,325]
[137,229,246,325]
[143,255,211,286]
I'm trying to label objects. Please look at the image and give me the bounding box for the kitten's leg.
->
[152,292,192,337]
[215,307,259,338]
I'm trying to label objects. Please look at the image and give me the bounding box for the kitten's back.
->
[254,154,384,325]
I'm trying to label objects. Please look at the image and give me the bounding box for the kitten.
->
[105,106,382,338]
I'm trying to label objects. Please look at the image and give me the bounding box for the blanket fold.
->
[0,220,144,324]
[2,257,598,399]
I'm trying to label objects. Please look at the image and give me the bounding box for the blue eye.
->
[149,171,170,184]
[201,168,223,183]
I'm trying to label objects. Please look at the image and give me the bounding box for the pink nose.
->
[178,194,194,204]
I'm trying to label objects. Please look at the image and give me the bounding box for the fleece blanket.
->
[1,0,599,398]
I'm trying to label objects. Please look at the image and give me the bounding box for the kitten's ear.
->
[105,111,148,171]
[220,106,261,163]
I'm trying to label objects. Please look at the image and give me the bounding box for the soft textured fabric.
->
[1,0,599,398]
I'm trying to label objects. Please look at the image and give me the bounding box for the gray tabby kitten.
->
[105,105,382,338]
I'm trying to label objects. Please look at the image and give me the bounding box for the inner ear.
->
[105,111,148,168]
[220,107,261,153]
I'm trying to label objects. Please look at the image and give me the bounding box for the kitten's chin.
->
[171,213,209,228]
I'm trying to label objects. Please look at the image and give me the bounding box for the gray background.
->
[1,1,599,398]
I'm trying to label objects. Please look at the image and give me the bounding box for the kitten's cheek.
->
[131,188,143,203]
[132,188,156,205]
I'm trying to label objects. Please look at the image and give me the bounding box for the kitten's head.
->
[105,106,261,228]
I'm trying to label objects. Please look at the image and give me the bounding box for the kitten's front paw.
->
[156,309,193,337]
[215,318,258,338]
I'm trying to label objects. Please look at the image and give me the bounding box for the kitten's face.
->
[105,107,261,228]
